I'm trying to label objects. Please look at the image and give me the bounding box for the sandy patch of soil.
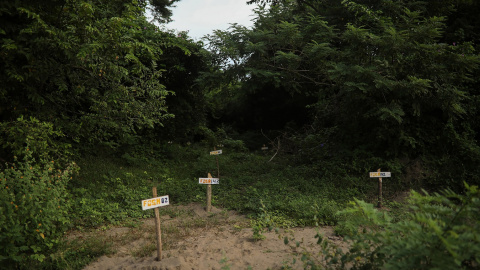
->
[78,203,346,270]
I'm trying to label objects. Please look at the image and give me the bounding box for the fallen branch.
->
[268,138,280,162]
[261,129,281,162]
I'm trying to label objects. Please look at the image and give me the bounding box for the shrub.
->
[0,116,72,164]
[0,147,75,269]
[281,184,479,269]
[320,183,480,269]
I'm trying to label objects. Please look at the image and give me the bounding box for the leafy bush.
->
[0,116,72,164]
[251,200,296,240]
[296,183,480,269]
[221,137,247,152]
[0,148,75,268]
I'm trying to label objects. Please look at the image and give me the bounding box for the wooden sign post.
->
[199,173,219,212]
[141,188,169,261]
[210,147,222,179]
[369,169,391,208]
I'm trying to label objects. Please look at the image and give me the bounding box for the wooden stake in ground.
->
[199,173,219,212]
[214,146,220,179]
[369,169,391,208]
[141,191,169,261]
[377,168,382,208]
[152,187,162,261]
[207,172,213,212]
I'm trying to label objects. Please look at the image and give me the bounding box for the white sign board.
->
[199,178,219,184]
[142,195,169,210]
[261,146,268,150]
[370,172,391,178]
[210,150,222,155]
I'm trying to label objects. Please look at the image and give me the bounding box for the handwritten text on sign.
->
[369,172,391,178]
[210,150,223,155]
[142,195,169,210]
[199,178,219,184]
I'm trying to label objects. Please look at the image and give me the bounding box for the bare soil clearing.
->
[77,203,346,270]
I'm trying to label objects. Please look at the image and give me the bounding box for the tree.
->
[145,31,211,142]
[0,0,195,160]
[204,3,331,134]
[327,0,480,189]
[205,0,480,188]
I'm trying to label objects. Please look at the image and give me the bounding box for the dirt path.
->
[77,204,346,270]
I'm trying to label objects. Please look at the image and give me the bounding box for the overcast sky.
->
[164,0,257,40]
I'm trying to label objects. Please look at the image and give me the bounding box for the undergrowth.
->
[281,183,480,269]
[67,143,374,230]
[15,142,408,269]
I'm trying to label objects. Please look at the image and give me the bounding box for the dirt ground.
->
[78,204,347,270]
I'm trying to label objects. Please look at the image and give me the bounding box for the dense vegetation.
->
[1,0,479,269]
[207,0,480,190]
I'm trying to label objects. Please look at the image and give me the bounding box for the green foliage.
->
[0,147,74,269]
[69,158,158,228]
[0,0,477,268]
[136,29,210,143]
[250,200,294,240]
[329,1,479,159]
[148,0,181,23]
[194,126,247,151]
[303,183,480,269]
[222,137,248,152]
[206,150,352,226]
[206,0,480,191]
[0,0,209,157]
[67,144,354,232]
[45,235,114,270]
[219,251,231,270]
[0,116,72,163]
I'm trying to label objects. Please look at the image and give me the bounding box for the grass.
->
[65,143,386,229]
[40,142,400,269]
[46,232,116,270]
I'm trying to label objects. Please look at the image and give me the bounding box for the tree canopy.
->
[0,0,207,160]
[205,0,480,189]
